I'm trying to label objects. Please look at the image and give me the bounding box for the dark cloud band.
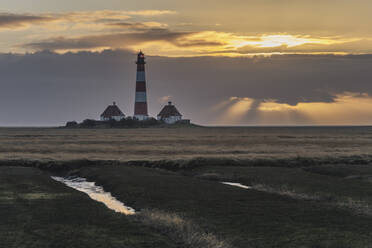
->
[20,29,215,51]
[0,13,55,28]
[0,50,372,125]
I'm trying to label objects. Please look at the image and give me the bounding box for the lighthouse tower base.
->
[134,115,149,121]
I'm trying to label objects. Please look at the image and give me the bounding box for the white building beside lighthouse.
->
[100,102,125,121]
[157,102,183,124]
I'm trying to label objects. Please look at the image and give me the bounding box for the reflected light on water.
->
[222,182,252,189]
[52,176,136,215]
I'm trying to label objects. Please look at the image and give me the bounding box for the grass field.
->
[77,165,372,248]
[0,127,372,161]
[190,165,372,215]
[1,127,372,248]
[0,167,178,248]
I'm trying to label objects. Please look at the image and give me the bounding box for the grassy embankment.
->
[0,126,372,161]
[77,164,372,248]
[190,165,372,215]
[0,167,177,248]
[2,127,372,247]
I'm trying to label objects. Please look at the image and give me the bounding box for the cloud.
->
[255,93,372,125]
[1,51,372,125]
[236,38,372,55]
[158,96,172,104]
[21,29,192,52]
[121,10,177,16]
[107,22,168,30]
[213,93,372,125]
[54,9,175,23]
[22,30,369,57]
[2,10,372,56]
[0,13,56,29]
[58,10,131,23]
[20,29,232,53]
[18,30,229,55]
[0,10,175,31]
[222,97,255,124]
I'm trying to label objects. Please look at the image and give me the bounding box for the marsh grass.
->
[252,184,322,201]
[251,184,372,216]
[76,165,372,248]
[191,165,372,217]
[0,167,178,248]
[135,209,232,248]
[1,127,372,161]
[336,198,372,216]
[3,127,372,247]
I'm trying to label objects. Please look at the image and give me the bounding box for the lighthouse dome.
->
[136,51,146,64]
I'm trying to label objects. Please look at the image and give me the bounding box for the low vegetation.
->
[2,127,372,247]
[0,126,371,161]
[76,117,160,128]
[0,167,177,248]
[136,209,231,248]
[66,118,194,129]
[76,165,372,248]
[190,166,372,215]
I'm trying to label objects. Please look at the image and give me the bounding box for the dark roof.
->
[158,102,182,118]
[101,103,125,118]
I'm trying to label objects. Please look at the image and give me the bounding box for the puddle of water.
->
[52,176,135,215]
[221,182,252,189]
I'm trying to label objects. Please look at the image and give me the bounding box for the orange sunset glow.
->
[1,0,372,125]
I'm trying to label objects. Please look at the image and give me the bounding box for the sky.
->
[1,0,372,126]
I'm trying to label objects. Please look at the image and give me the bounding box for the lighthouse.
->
[134,51,149,120]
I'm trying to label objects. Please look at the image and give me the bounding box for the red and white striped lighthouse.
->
[134,51,149,120]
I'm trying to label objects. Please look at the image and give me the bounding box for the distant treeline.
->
[65,118,192,128]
